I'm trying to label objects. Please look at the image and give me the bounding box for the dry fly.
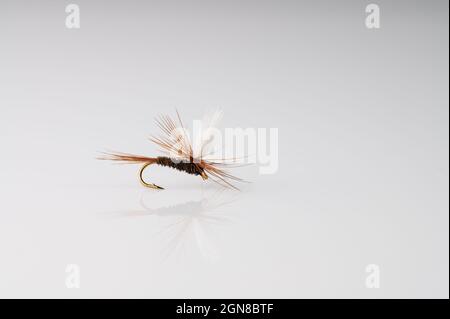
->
[99,110,245,190]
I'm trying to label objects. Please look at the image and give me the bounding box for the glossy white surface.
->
[0,0,448,298]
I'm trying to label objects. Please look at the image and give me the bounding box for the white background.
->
[0,0,448,298]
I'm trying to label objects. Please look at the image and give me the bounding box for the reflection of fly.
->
[113,190,239,261]
[99,110,245,190]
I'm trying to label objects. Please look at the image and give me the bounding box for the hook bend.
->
[139,162,165,190]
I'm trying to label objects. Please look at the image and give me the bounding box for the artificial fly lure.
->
[99,110,245,190]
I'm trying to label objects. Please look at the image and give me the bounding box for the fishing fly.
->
[99,110,245,190]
